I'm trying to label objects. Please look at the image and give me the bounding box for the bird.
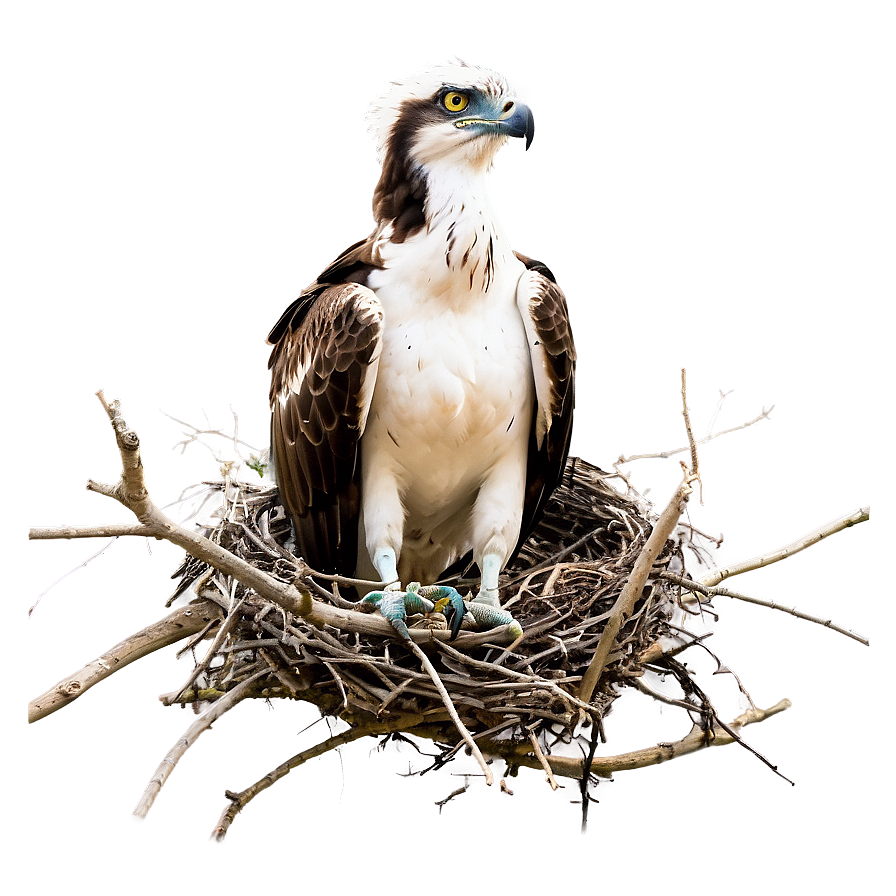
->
[267,62,575,638]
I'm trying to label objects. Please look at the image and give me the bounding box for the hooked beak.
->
[501,101,535,150]
[454,100,535,150]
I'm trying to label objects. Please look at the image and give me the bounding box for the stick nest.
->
[169,457,705,773]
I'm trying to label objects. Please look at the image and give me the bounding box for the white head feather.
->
[368,61,516,164]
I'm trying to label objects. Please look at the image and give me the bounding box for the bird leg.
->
[371,546,401,590]
[474,552,504,607]
[361,548,521,641]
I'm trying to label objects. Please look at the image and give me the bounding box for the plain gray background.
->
[7,2,888,891]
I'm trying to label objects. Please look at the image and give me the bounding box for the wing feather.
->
[514,253,576,558]
[269,280,384,575]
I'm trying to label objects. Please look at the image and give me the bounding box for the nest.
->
[169,457,705,783]
[29,393,866,837]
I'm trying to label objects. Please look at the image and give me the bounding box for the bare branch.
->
[616,405,774,465]
[405,637,493,785]
[484,699,792,780]
[134,667,268,819]
[700,506,871,587]
[29,599,224,723]
[28,524,158,540]
[212,714,427,840]
[579,370,702,704]
[661,572,870,645]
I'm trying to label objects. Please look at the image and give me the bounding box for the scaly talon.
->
[464,601,523,639]
[415,585,466,640]
[360,583,435,640]
[360,582,520,641]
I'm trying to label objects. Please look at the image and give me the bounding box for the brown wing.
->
[269,281,384,575]
[514,252,576,559]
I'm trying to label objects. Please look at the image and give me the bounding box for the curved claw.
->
[416,585,467,641]
[360,583,435,641]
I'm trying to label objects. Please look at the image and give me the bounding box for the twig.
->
[671,627,756,706]
[681,368,700,482]
[322,660,349,710]
[616,405,774,464]
[527,727,561,791]
[478,699,792,780]
[212,714,427,840]
[29,599,223,723]
[578,370,700,703]
[134,667,268,819]
[713,713,794,786]
[29,535,123,616]
[435,783,469,812]
[660,572,870,645]
[700,507,871,587]
[405,638,493,785]
[630,676,710,714]
[705,388,733,438]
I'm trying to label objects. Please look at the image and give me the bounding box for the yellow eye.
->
[442,91,470,113]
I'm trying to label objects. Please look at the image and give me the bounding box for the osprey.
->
[268,63,575,635]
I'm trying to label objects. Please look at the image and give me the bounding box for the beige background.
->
[7,1,887,891]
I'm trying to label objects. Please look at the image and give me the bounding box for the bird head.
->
[371,62,533,170]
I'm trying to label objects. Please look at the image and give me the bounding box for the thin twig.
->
[134,667,268,818]
[29,535,123,616]
[705,389,733,439]
[700,507,870,587]
[405,638,493,785]
[527,727,561,791]
[616,405,774,464]
[660,572,869,645]
[212,714,427,840]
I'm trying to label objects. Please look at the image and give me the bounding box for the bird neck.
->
[371,163,516,309]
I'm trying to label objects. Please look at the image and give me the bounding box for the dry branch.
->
[133,667,269,819]
[699,506,871,587]
[578,370,699,704]
[482,698,792,779]
[212,714,428,840]
[662,572,870,645]
[28,599,223,723]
